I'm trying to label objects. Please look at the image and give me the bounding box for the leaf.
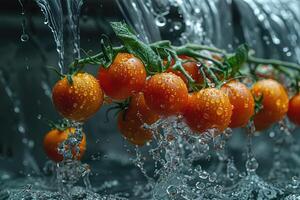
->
[226,44,249,76]
[110,22,162,73]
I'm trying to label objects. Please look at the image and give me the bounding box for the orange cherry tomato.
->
[166,55,202,84]
[184,88,233,134]
[52,72,104,121]
[43,128,86,162]
[144,72,188,116]
[98,53,146,100]
[117,93,159,146]
[251,79,289,131]
[221,81,255,128]
[287,93,300,125]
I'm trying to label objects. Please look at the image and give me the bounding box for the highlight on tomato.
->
[251,79,289,131]
[143,72,189,116]
[184,88,233,134]
[52,72,104,121]
[43,128,86,162]
[221,81,255,128]
[98,53,147,100]
[117,92,159,146]
[287,93,300,125]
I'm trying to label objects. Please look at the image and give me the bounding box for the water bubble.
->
[166,185,178,196]
[173,21,182,30]
[14,107,20,113]
[209,172,217,182]
[195,8,200,14]
[155,15,167,27]
[273,37,281,45]
[246,157,259,172]
[286,52,292,57]
[283,47,289,52]
[214,185,223,193]
[269,131,275,138]
[18,124,25,133]
[199,170,209,179]
[195,182,205,190]
[20,34,29,42]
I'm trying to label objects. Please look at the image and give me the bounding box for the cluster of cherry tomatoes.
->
[43,51,300,162]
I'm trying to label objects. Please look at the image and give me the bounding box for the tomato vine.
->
[70,22,299,92]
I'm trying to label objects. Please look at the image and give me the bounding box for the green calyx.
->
[44,118,72,132]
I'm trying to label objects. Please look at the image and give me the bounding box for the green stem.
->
[202,65,221,87]
[150,40,171,48]
[71,46,126,67]
[248,56,300,72]
[174,47,224,69]
[165,48,196,85]
[184,43,225,54]
[174,61,195,84]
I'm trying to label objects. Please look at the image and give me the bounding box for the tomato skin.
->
[184,88,233,134]
[98,53,146,100]
[221,81,254,128]
[251,79,289,130]
[118,93,159,146]
[287,93,300,125]
[52,73,103,121]
[166,55,202,84]
[43,128,86,162]
[144,72,188,116]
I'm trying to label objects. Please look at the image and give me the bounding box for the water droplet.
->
[20,34,29,42]
[18,124,25,133]
[166,185,178,196]
[173,21,182,30]
[155,15,166,27]
[209,172,217,182]
[199,170,209,179]
[216,108,223,115]
[14,107,20,113]
[196,182,205,190]
[246,157,259,172]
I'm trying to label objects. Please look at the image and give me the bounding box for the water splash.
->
[116,0,162,43]
[35,0,64,73]
[66,0,84,60]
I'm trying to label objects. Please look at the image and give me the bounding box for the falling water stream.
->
[1,0,300,199]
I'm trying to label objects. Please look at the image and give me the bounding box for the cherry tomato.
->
[251,79,289,130]
[98,53,146,100]
[221,81,254,128]
[287,93,300,125]
[144,72,188,116]
[52,72,103,121]
[166,55,202,84]
[255,65,275,79]
[184,88,233,134]
[117,93,159,146]
[43,128,86,162]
